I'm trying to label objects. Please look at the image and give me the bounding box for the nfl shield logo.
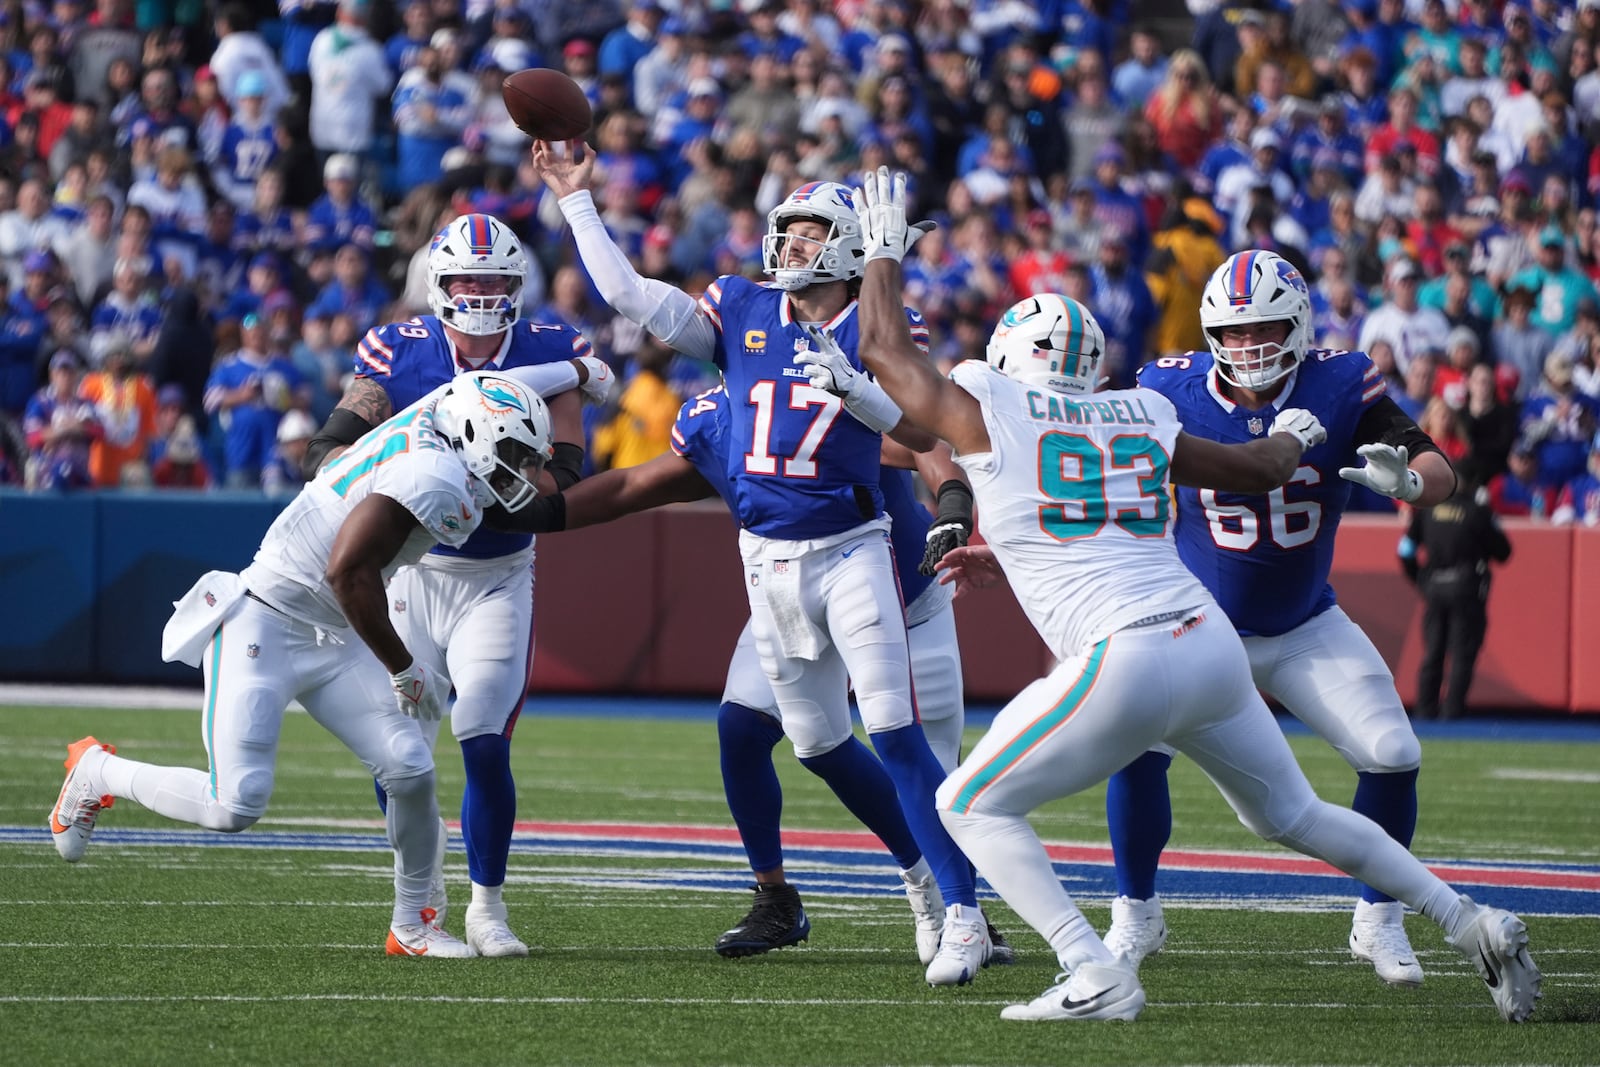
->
[774,561,789,574]
[203,591,216,607]
[394,600,406,614]
[1247,416,1265,435]
[246,644,260,659]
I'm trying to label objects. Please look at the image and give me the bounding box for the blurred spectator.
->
[150,413,211,488]
[307,0,393,157]
[1216,129,1294,249]
[1313,276,1368,352]
[600,0,663,82]
[392,42,478,192]
[69,0,142,111]
[1145,196,1226,358]
[1358,257,1450,372]
[126,146,206,278]
[1089,229,1157,387]
[1552,446,1600,527]
[1085,141,1148,268]
[304,153,376,254]
[211,3,291,118]
[279,0,340,103]
[1434,326,1483,410]
[1394,349,1437,422]
[591,337,679,472]
[91,253,160,358]
[1113,25,1169,109]
[262,407,316,496]
[1489,444,1557,516]
[1519,354,1599,490]
[305,243,389,335]
[289,313,347,423]
[1491,279,1557,399]
[1354,153,1416,226]
[57,194,116,306]
[1507,226,1600,336]
[631,14,692,118]
[49,98,111,183]
[1418,395,1470,465]
[1009,207,1070,298]
[203,312,310,489]
[1366,86,1440,179]
[726,50,803,148]
[79,329,155,487]
[1420,241,1496,322]
[1472,171,1537,290]
[23,349,98,489]
[535,265,613,365]
[210,72,280,213]
[1556,300,1600,389]
[1462,361,1520,479]
[0,179,70,287]
[386,0,436,76]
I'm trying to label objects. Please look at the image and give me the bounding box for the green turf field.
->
[2,703,1597,1067]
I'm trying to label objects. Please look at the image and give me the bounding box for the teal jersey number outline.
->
[1038,431,1171,541]
[324,406,442,498]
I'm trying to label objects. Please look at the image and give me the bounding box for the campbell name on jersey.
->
[698,274,929,540]
[671,383,937,606]
[353,314,589,560]
[249,401,481,629]
[949,362,1209,659]
[1138,347,1387,636]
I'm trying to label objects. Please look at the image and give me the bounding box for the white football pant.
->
[388,551,537,745]
[937,608,1460,971]
[723,579,965,768]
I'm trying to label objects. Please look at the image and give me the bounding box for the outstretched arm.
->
[1170,409,1326,493]
[852,168,989,456]
[532,139,718,362]
[485,450,715,533]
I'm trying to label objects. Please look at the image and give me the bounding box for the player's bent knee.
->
[792,728,854,761]
[206,806,260,833]
[1239,795,1318,845]
[381,765,437,799]
[222,766,274,829]
[1365,728,1422,773]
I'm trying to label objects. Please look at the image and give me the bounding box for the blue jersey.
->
[354,314,591,560]
[1139,347,1388,637]
[670,385,935,604]
[697,273,929,540]
[217,120,278,188]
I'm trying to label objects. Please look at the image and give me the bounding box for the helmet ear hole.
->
[463,421,475,442]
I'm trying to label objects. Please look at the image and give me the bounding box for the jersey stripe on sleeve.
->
[1360,362,1386,403]
[356,328,393,375]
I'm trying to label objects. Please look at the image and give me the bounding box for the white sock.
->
[941,806,1114,968]
[471,882,504,908]
[96,751,247,832]
[386,775,440,928]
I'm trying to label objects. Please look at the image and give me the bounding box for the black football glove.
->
[918,480,974,577]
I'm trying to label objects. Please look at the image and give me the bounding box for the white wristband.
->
[843,378,903,434]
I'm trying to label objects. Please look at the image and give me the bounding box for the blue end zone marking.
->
[6,826,1596,917]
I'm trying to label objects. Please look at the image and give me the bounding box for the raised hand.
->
[1339,443,1423,502]
[530,139,595,199]
[854,165,937,264]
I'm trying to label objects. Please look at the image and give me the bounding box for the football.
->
[502,68,593,141]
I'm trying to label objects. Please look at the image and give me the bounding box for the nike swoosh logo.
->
[841,545,862,558]
[1479,947,1500,988]
[1061,986,1116,1011]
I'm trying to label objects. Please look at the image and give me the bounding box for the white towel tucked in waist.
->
[161,571,248,667]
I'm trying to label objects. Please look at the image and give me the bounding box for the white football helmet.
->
[1199,250,1313,391]
[427,213,527,336]
[761,181,865,291]
[432,371,553,513]
[985,293,1106,395]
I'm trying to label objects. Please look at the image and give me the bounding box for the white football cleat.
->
[1447,896,1541,1023]
[899,859,945,965]
[465,900,530,958]
[1350,899,1423,987]
[1104,895,1167,968]
[1001,961,1146,1022]
[386,909,477,958]
[49,737,115,863]
[925,903,990,986]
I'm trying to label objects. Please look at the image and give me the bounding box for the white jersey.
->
[949,362,1210,659]
[245,399,481,629]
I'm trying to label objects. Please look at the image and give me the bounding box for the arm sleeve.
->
[498,360,581,399]
[1352,394,1444,460]
[303,407,377,479]
[557,190,719,361]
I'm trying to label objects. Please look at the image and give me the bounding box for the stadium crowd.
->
[1,0,1598,520]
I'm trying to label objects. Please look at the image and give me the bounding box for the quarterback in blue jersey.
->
[302,212,613,959]
[517,385,1017,964]
[1103,249,1458,988]
[535,139,992,986]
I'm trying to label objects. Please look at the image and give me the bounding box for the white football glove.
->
[854,165,937,264]
[574,355,615,405]
[1268,408,1327,451]
[1339,442,1424,502]
[794,325,903,433]
[795,325,862,398]
[390,661,445,722]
